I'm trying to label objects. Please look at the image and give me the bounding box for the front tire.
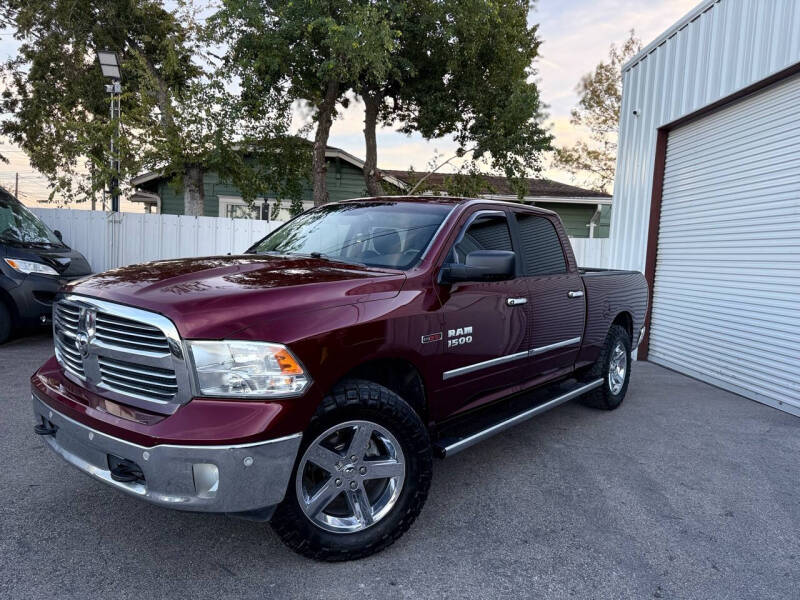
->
[0,302,12,344]
[271,379,432,561]
[580,324,632,410]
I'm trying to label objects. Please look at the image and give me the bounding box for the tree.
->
[364,0,551,199]
[554,31,641,194]
[1,0,305,214]
[217,0,551,204]
[215,0,399,206]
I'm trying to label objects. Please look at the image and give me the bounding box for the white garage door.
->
[650,73,800,416]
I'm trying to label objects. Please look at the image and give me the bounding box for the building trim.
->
[637,129,667,361]
[622,0,718,72]
[480,194,612,206]
[637,62,800,360]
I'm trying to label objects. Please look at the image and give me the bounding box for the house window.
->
[218,197,271,220]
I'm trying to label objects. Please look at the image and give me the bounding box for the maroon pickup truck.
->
[31,197,647,560]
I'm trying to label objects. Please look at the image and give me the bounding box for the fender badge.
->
[421,332,443,344]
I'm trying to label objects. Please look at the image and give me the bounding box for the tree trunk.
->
[184,165,204,216]
[362,92,384,196]
[312,81,340,207]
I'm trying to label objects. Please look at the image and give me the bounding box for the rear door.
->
[512,211,585,377]
[433,209,530,417]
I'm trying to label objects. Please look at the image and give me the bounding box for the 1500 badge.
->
[447,326,473,348]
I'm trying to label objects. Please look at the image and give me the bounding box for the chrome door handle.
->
[567,290,584,298]
[506,297,528,306]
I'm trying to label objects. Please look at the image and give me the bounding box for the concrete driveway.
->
[1,333,798,599]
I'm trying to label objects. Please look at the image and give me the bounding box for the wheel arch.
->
[611,311,633,341]
[336,357,428,422]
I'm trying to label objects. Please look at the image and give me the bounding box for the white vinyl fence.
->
[31,208,611,273]
[32,208,284,273]
[569,237,610,269]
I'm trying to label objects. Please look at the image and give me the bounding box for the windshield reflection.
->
[248,201,452,271]
[0,189,64,247]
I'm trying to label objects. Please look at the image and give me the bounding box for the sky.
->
[0,0,700,209]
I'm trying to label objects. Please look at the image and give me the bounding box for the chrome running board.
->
[434,378,604,458]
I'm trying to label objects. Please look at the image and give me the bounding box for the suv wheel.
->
[271,379,432,561]
[0,302,12,344]
[580,324,632,410]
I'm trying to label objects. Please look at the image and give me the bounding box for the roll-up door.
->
[649,74,800,416]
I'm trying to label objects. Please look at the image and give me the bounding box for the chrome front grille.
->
[53,295,192,414]
[95,313,171,354]
[98,357,179,401]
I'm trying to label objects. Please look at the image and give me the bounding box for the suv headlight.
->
[188,341,310,398]
[4,258,59,276]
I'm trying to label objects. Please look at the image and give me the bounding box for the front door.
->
[433,210,530,418]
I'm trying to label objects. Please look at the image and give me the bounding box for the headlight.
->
[188,341,310,398]
[4,258,59,276]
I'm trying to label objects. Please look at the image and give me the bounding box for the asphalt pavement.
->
[1,332,798,599]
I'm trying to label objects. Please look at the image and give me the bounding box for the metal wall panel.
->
[610,0,800,272]
[648,74,800,416]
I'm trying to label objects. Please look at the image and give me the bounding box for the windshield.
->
[248,201,453,270]
[0,189,64,246]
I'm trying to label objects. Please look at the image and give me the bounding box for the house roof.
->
[382,170,611,204]
[130,145,408,190]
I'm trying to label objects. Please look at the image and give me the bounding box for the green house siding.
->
[138,160,610,238]
[537,202,611,238]
[156,160,372,217]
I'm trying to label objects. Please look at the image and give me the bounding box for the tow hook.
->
[108,456,145,484]
[34,418,58,436]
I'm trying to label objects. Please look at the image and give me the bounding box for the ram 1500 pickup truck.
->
[31,197,648,561]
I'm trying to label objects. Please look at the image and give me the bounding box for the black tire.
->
[580,324,632,410]
[271,379,432,561]
[0,302,12,344]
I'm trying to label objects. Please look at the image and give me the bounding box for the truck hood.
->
[64,254,406,339]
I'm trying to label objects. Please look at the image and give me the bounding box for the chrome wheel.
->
[608,340,627,395]
[295,420,406,534]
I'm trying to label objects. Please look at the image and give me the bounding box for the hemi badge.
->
[421,332,443,344]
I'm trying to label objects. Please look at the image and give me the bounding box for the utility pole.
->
[14,172,18,198]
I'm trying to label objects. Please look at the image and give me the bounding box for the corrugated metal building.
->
[610,0,800,416]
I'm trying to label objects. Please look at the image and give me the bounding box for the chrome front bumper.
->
[32,394,301,514]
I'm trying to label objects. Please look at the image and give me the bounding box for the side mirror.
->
[53,230,63,242]
[439,250,515,284]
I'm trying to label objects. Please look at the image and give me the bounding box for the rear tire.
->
[580,324,631,410]
[271,379,432,561]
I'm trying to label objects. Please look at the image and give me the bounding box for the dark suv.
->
[0,189,91,342]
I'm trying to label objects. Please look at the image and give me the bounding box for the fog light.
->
[192,463,219,498]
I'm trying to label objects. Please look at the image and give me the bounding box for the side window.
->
[516,214,567,276]
[449,213,512,263]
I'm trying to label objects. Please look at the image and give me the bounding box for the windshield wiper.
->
[307,252,367,267]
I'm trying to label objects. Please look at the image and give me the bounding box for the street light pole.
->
[107,80,121,212]
[97,50,122,213]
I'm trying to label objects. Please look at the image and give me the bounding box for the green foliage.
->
[216,0,552,201]
[1,0,307,209]
[554,30,641,193]
[214,0,398,107]
[214,0,401,204]
[392,0,552,189]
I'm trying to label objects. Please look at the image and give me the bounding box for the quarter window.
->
[516,214,567,276]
